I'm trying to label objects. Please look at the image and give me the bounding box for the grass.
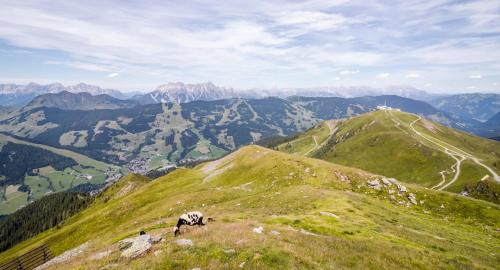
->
[276,122,331,156]
[24,175,51,199]
[0,191,29,214]
[275,110,500,195]
[0,146,498,269]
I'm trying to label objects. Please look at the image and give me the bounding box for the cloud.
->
[469,74,482,79]
[108,73,119,78]
[405,73,420,78]
[45,60,113,72]
[274,11,347,35]
[339,70,359,75]
[0,0,498,90]
[378,73,390,78]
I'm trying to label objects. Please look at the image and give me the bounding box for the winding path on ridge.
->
[304,120,337,157]
[387,111,499,190]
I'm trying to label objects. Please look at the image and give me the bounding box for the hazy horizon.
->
[2,80,500,95]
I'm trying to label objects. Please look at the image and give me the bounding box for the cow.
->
[173,211,206,236]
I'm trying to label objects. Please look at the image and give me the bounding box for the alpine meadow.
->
[0,1,499,270]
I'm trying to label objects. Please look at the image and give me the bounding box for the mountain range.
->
[0,86,498,269]
[428,93,500,122]
[131,82,242,104]
[3,81,496,106]
[0,84,499,216]
[0,95,477,169]
[1,82,497,135]
[25,91,139,111]
[0,83,127,107]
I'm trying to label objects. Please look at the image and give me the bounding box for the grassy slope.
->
[0,146,498,269]
[276,110,500,192]
[275,121,332,155]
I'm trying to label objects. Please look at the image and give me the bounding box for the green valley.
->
[0,134,122,215]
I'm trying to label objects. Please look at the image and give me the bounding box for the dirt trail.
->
[303,121,337,157]
[387,111,499,189]
[437,150,465,190]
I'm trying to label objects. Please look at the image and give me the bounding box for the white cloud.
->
[108,73,119,78]
[274,11,347,35]
[424,83,432,87]
[405,73,420,78]
[333,76,341,81]
[339,70,359,75]
[45,60,113,72]
[0,0,499,91]
[469,74,482,79]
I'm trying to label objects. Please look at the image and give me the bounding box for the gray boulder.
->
[381,177,392,186]
[408,193,418,205]
[119,234,158,258]
[367,179,382,190]
[397,183,407,193]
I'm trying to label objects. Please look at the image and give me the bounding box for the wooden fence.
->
[0,244,53,270]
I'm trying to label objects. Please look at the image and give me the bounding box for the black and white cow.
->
[173,211,206,236]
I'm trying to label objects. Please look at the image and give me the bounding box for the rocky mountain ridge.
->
[26,91,138,111]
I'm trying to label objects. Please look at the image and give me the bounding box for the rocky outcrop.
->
[366,177,417,206]
[407,193,418,205]
[118,234,162,258]
[367,179,382,190]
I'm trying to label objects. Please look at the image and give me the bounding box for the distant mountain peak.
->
[25,90,137,110]
[0,82,127,106]
[135,81,238,104]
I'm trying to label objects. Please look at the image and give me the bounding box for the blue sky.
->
[0,0,499,93]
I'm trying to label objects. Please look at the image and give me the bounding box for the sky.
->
[0,0,499,93]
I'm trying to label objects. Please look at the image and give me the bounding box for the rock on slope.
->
[0,146,498,269]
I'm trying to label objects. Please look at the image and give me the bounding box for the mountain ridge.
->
[273,110,500,200]
[0,83,127,107]
[25,91,139,110]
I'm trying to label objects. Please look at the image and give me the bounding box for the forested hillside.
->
[0,192,92,252]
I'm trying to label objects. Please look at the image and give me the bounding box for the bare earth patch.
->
[5,185,20,195]
[114,183,135,198]
[421,119,441,134]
